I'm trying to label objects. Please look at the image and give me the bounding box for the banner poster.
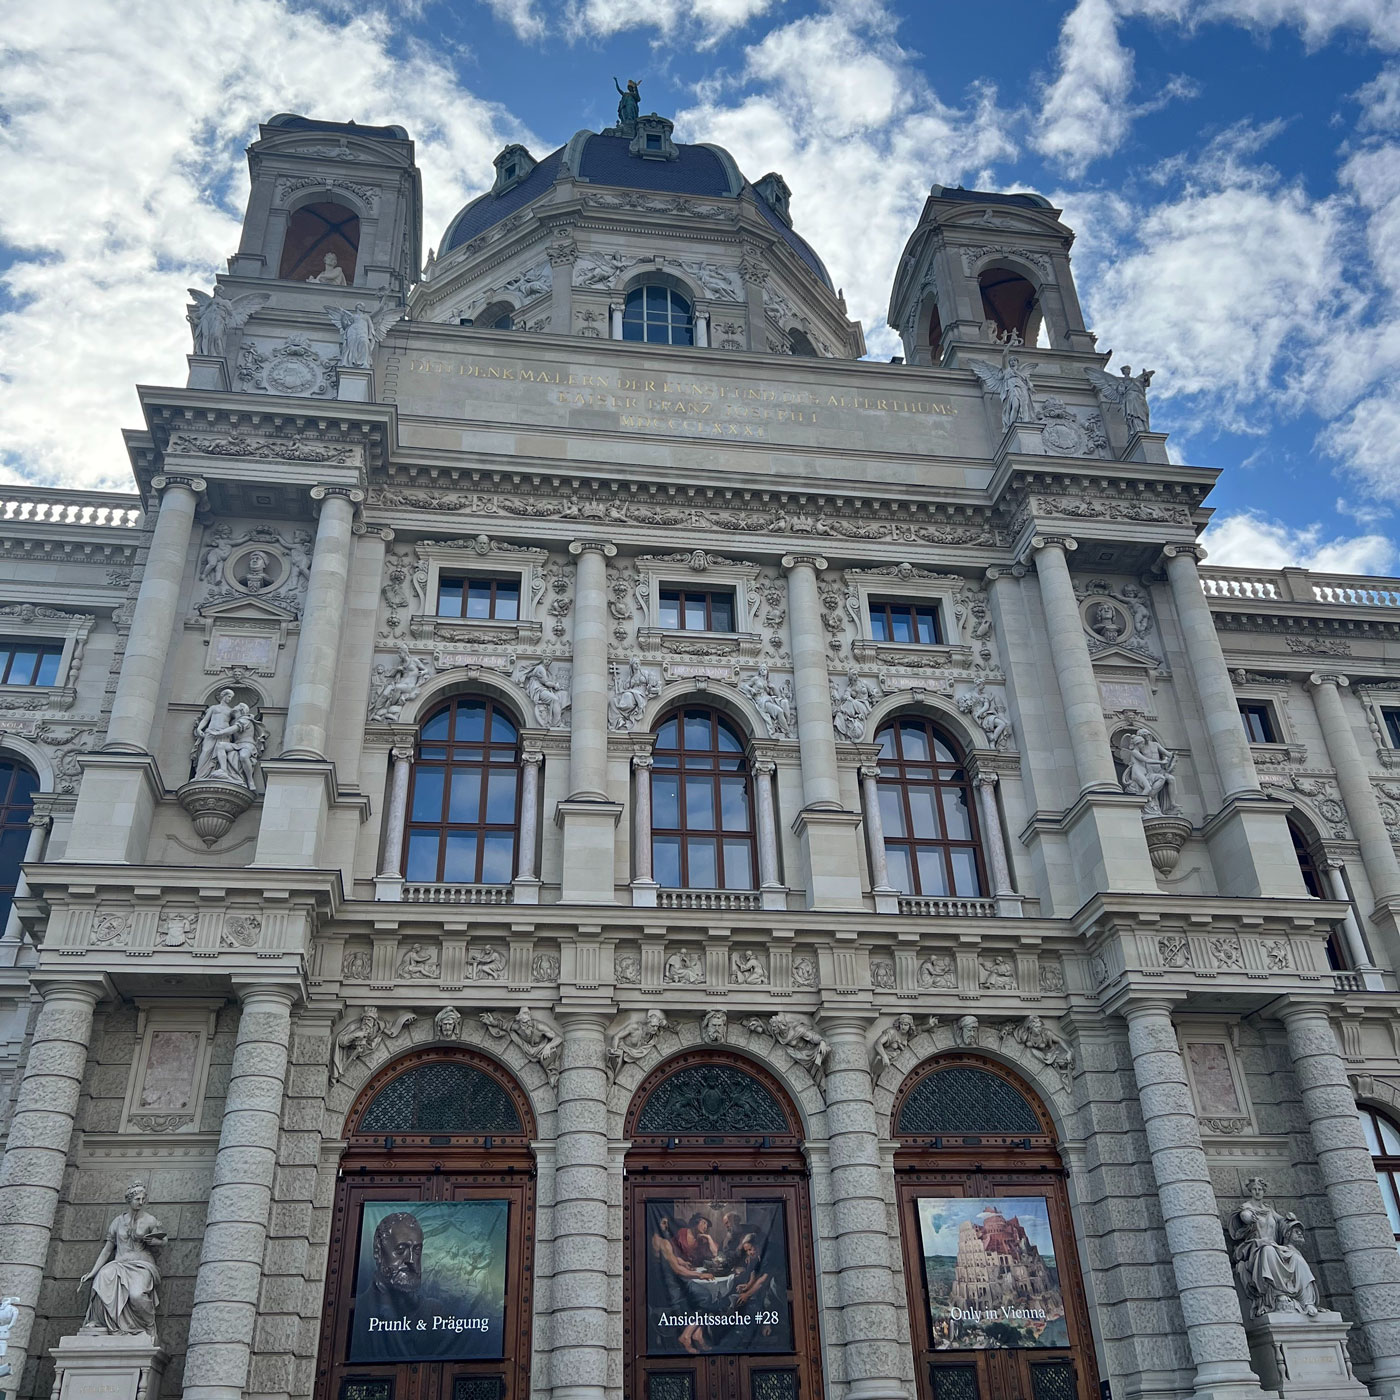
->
[645,1199,795,1356]
[349,1200,508,1362]
[916,1197,1069,1350]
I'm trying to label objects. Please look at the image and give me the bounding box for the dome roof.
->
[441,131,834,289]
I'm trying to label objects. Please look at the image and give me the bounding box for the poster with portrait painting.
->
[644,1199,794,1356]
[349,1200,509,1362]
[917,1197,1069,1349]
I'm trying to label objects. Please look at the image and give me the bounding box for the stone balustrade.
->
[1201,563,1400,608]
[0,487,144,530]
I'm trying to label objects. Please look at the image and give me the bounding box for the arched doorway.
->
[624,1051,823,1400]
[315,1048,536,1400]
[893,1056,1098,1400]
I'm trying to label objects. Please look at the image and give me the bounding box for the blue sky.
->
[5,0,1400,574]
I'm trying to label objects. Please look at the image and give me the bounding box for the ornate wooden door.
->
[314,1050,537,1400]
[893,1057,1099,1400]
[623,1052,825,1400]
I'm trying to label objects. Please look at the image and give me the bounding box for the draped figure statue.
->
[1229,1177,1319,1318]
[78,1184,167,1341]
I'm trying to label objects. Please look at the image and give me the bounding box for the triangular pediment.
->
[197,591,300,623]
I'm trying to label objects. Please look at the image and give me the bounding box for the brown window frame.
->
[875,717,987,899]
[403,696,522,886]
[435,573,521,621]
[657,586,736,633]
[868,597,943,646]
[1360,1104,1400,1241]
[1239,701,1277,744]
[0,639,63,687]
[0,758,37,924]
[651,706,757,891]
[1383,707,1400,749]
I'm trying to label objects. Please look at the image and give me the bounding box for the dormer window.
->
[492,143,536,195]
[628,113,678,161]
[645,134,661,151]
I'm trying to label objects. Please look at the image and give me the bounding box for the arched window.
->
[927,302,944,359]
[622,284,693,345]
[404,697,520,885]
[1360,1105,1400,1240]
[468,299,515,329]
[1290,817,1350,969]
[278,200,360,282]
[0,757,36,923]
[787,327,818,357]
[978,266,1040,344]
[652,707,755,890]
[875,716,986,898]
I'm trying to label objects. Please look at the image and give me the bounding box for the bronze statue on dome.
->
[614,77,641,127]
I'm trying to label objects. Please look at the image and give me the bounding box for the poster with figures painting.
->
[349,1200,508,1362]
[645,1199,794,1355]
[917,1197,1068,1349]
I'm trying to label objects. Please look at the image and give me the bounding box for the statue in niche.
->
[740,663,795,738]
[186,287,270,358]
[1088,601,1124,643]
[1229,1177,1319,1318]
[968,349,1036,432]
[243,550,271,592]
[77,1183,166,1341]
[332,1006,417,1082]
[830,667,878,743]
[308,252,348,285]
[191,690,264,790]
[872,1014,917,1075]
[368,644,432,723]
[325,300,400,369]
[608,1008,669,1083]
[1117,726,1181,816]
[1087,365,1155,437]
[614,76,641,127]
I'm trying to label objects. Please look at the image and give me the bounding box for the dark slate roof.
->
[444,147,565,251]
[754,197,832,289]
[929,184,1053,209]
[577,134,732,195]
[266,113,410,141]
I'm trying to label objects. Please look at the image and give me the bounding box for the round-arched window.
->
[404,697,521,885]
[652,707,755,889]
[1361,1105,1400,1240]
[278,200,360,282]
[875,716,986,898]
[0,758,36,922]
[622,285,693,345]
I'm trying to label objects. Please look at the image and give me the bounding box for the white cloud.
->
[1203,510,1398,574]
[563,0,781,45]
[0,1,522,489]
[481,0,548,40]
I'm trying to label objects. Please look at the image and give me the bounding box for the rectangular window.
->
[437,575,520,621]
[0,640,62,687]
[868,598,942,646]
[1239,701,1276,745]
[1384,707,1400,749]
[657,587,735,632]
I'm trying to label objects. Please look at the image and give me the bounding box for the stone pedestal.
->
[185,355,228,391]
[1244,1311,1369,1400]
[554,798,622,903]
[49,1334,167,1400]
[337,366,373,401]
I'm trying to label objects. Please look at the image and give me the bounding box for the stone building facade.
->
[1,106,1400,1400]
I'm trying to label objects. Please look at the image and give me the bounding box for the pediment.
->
[197,592,300,623]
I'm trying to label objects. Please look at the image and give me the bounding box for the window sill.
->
[641,627,762,659]
[414,615,543,649]
[852,638,972,667]
[0,684,75,712]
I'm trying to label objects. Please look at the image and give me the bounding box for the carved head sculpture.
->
[644,1008,666,1032]
[124,1182,148,1209]
[893,1014,916,1038]
[954,1014,979,1047]
[323,253,339,270]
[1243,1176,1269,1201]
[372,1211,424,1300]
[1024,1015,1044,1036]
[700,1009,727,1044]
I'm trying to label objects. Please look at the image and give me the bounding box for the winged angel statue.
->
[1086,365,1155,437]
[967,349,1036,432]
[187,287,270,358]
[324,300,402,369]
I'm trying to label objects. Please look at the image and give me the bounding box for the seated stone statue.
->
[77,1183,167,1342]
[1229,1177,1319,1318]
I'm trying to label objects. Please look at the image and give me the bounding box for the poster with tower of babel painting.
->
[917,1197,1069,1349]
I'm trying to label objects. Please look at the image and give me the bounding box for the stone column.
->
[1280,1000,1400,1397]
[859,761,899,914]
[515,748,543,903]
[1121,998,1266,1400]
[107,474,203,752]
[549,1010,611,1400]
[694,312,710,348]
[0,979,100,1396]
[1029,536,1118,792]
[818,1014,913,1400]
[2,814,48,946]
[282,485,363,758]
[631,754,658,906]
[782,553,841,808]
[183,985,296,1400]
[374,744,413,900]
[1323,858,1378,976]
[753,758,786,909]
[1310,674,1400,906]
[566,541,615,800]
[1163,545,1262,799]
[609,304,623,339]
[974,773,1021,915]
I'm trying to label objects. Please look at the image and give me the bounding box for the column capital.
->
[815,1007,878,1037]
[1116,994,1182,1023]
[232,983,299,1010]
[631,753,654,771]
[310,483,365,506]
[521,749,544,768]
[1275,996,1336,1026]
[1309,671,1351,690]
[554,1007,612,1034]
[781,552,828,571]
[353,522,394,541]
[32,977,105,1005]
[974,771,999,790]
[1161,542,1207,564]
[390,743,416,763]
[752,757,777,777]
[857,762,882,780]
[568,538,617,558]
[150,472,207,496]
[984,563,1026,582]
[1030,533,1077,555]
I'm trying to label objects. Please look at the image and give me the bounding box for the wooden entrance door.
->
[314,1049,537,1400]
[893,1056,1099,1400]
[623,1052,825,1400]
